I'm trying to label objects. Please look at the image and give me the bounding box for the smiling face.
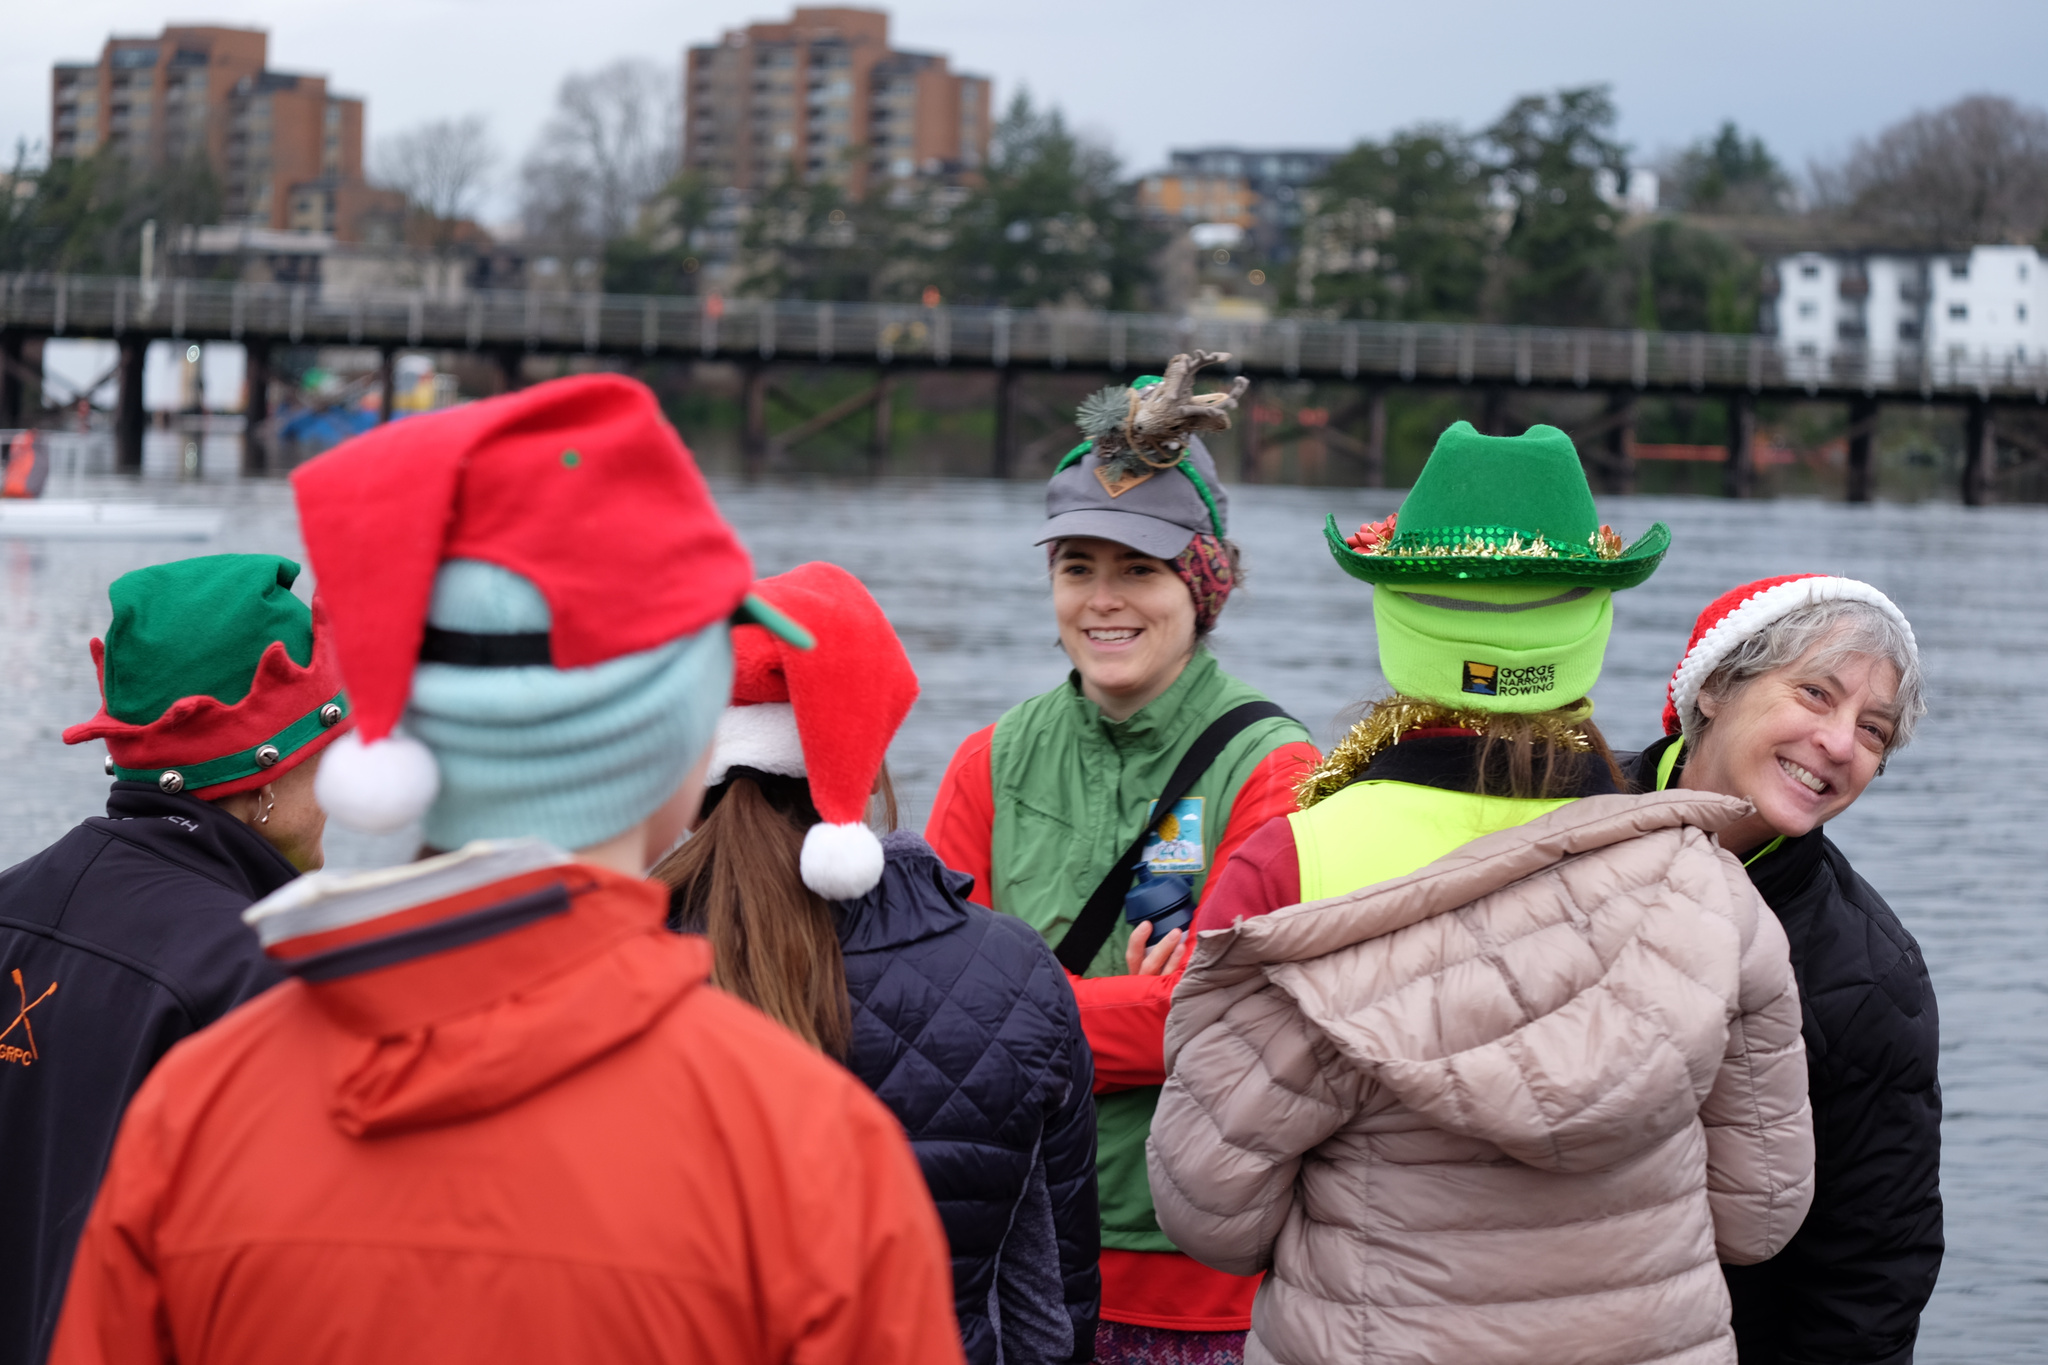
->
[1053,537,1198,723]
[1679,638,1903,854]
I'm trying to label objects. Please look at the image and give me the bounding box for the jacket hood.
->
[1174,790,1759,1174]
[244,841,703,1138]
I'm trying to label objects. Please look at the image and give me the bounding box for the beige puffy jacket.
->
[1147,791,1815,1365]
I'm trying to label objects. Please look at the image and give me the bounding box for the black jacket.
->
[1631,737,1943,1365]
[0,784,291,1365]
[832,833,1099,1365]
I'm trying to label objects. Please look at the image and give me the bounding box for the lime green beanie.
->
[1372,580,1613,713]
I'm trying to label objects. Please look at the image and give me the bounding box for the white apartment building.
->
[1771,244,2047,385]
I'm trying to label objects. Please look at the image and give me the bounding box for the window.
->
[1949,303,1968,321]
[1800,262,1820,279]
[1798,301,1818,318]
[1898,320,1922,341]
[1950,260,1969,280]
[2019,304,2030,323]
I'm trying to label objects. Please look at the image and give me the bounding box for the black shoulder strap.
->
[1054,700,1295,974]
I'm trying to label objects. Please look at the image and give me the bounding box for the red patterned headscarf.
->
[1173,533,1236,633]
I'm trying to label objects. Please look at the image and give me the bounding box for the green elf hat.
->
[63,554,353,798]
[1324,421,1668,588]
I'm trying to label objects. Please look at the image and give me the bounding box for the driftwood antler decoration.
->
[1074,352,1251,475]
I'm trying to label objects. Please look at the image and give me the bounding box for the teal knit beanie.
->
[407,560,731,852]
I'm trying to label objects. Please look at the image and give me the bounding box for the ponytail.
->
[652,768,895,1058]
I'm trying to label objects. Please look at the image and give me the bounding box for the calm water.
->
[3,433,2042,1358]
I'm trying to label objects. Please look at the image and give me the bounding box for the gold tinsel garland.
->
[1294,697,1598,809]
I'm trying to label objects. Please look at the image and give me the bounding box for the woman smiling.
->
[927,360,1317,1364]
[1635,575,1942,1365]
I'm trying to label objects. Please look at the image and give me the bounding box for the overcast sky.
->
[8,0,2044,223]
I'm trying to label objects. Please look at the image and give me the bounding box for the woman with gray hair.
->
[1634,574,1941,1365]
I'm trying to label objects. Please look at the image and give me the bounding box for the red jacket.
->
[50,848,963,1365]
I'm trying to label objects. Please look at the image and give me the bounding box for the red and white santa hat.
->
[706,561,919,900]
[288,373,807,834]
[1663,573,1918,737]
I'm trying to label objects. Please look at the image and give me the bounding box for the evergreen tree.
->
[1288,127,1493,321]
[1485,86,1629,326]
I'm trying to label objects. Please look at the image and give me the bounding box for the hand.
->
[1125,920,1191,977]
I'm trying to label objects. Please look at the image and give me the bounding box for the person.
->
[49,375,963,1365]
[927,354,1320,1363]
[1633,574,1940,1365]
[0,552,350,1365]
[657,559,1100,1365]
[1147,421,1818,1365]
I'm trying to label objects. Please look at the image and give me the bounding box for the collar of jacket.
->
[96,781,301,896]
[834,830,973,954]
[1059,645,1222,751]
[1356,733,1624,797]
[254,847,688,1037]
[1632,733,1827,903]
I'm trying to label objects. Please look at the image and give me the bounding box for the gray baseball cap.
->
[1035,436,1230,559]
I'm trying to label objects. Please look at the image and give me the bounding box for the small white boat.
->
[0,500,223,541]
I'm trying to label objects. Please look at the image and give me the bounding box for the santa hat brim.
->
[1667,576,1917,737]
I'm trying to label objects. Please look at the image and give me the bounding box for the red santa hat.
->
[704,562,919,900]
[1664,573,1918,736]
[289,373,808,833]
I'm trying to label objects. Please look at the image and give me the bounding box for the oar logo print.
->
[2,968,56,1066]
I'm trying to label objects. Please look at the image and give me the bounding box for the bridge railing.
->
[4,272,2045,401]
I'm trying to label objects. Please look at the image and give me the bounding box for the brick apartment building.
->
[50,25,401,243]
[684,7,990,199]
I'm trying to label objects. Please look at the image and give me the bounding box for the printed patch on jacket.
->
[2,968,56,1067]
[1463,661,1557,698]
[1142,797,1205,873]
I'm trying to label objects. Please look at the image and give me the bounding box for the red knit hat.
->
[703,562,919,899]
[290,373,807,833]
[1664,574,1918,736]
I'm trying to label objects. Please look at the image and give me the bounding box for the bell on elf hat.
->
[1662,574,1918,738]
[289,372,810,839]
[703,562,918,900]
[64,554,352,798]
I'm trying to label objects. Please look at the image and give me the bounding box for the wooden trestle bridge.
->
[3,272,2044,502]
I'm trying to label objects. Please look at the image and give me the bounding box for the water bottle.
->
[1123,865,1195,939]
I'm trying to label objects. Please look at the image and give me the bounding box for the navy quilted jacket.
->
[838,832,1099,1365]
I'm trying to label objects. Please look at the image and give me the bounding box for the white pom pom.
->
[800,821,885,900]
[314,730,441,835]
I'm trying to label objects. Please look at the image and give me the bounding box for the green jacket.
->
[990,647,1309,1251]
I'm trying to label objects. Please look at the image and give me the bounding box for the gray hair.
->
[1692,598,1926,754]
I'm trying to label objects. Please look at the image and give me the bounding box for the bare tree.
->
[1813,94,2048,245]
[519,60,680,250]
[376,115,497,248]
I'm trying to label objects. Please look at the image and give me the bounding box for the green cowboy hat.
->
[1325,421,1669,588]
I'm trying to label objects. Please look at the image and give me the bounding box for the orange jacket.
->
[50,849,963,1365]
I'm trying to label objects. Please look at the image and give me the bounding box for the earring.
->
[259,791,275,825]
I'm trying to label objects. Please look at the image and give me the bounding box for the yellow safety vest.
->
[1289,780,1577,902]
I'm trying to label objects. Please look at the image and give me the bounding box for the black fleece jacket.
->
[0,784,292,1365]
[1630,736,1943,1365]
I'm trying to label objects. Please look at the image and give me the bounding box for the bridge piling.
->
[1963,400,1996,506]
[741,363,770,479]
[1724,393,1757,499]
[0,333,22,428]
[377,348,396,426]
[992,368,1017,479]
[1361,388,1386,488]
[1846,396,1879,503]
[115,339,146,472]
[1598,390,1637,495]
[869,372,894,473]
